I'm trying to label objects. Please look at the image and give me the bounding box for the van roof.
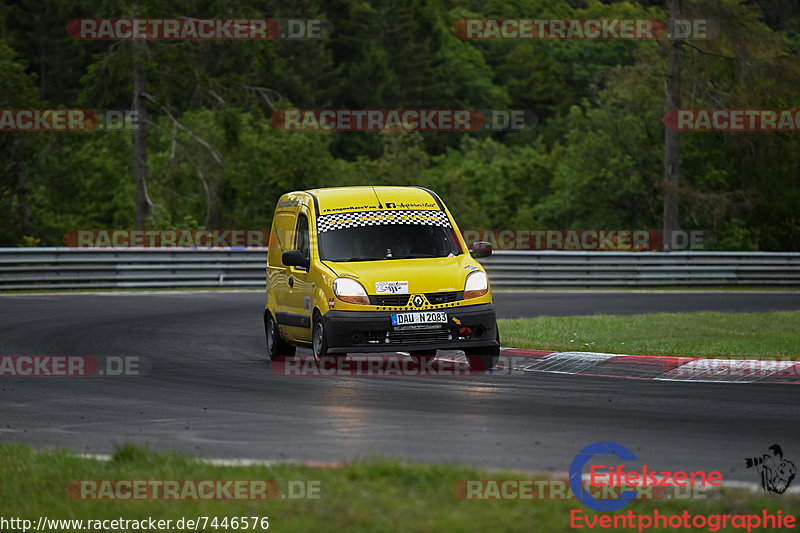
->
[304,186,442,214]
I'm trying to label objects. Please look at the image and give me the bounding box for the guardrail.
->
[0,248,798,290]
[481,251,800,287]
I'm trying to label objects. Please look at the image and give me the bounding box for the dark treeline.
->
[1,0,799,249]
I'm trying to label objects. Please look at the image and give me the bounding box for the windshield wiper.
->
[341,256,385,262]
[390,253,437,259]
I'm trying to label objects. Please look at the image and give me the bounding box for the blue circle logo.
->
[569,442,639,512]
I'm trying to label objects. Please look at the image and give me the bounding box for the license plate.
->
[392,311,448,326]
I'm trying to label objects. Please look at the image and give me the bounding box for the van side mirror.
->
[470,241,492,259]
[282,250,309,269]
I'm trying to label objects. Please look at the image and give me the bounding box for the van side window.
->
[294,214,310,261]
[267,212,295,267]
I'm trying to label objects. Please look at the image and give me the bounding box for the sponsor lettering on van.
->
[376,281,409,294]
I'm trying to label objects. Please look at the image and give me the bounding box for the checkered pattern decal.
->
[316,210,451,233]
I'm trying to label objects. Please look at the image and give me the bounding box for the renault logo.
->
[412,295,424,308]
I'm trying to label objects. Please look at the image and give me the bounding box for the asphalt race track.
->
[495,290,800,317]
[1,290,799,481]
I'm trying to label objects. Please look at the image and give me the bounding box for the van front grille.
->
[370,294,410,306]
[359,328,451,345]
[424,291,462,304]
[370,292,462,306]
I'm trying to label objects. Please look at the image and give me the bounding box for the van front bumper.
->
[321,303,498,354]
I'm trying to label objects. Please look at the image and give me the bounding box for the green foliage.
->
[30,132,135,243]
[1,0,799,249]
[0,37,50,245]
[532,57,664,228]
[424,136,555,228]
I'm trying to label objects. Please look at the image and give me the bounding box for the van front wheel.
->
[409,350,436,364]
[465,329,500,370]
[466,348,499,370]
[312,313,331,363]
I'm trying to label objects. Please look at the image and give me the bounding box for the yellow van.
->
[263,186,499,370]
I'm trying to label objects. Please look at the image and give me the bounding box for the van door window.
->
[294,214,310,264]
[268,212,295,266]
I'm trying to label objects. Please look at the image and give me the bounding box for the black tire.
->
[465,328,500,370]
[312,312,331,363]
[409,349,436,364]
[265,310,295,361]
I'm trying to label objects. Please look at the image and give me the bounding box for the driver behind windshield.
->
[389,229,413,258]
[317,218,461,262]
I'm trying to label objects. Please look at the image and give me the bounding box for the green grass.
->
[2,443,799,532]
[499,311,800,358]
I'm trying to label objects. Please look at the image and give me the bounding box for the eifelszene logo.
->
[745,444,796,494]
[569,441,722,512]
[570,442,639,512]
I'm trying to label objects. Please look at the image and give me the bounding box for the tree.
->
[0,38,44,244]
[662,0,682,250]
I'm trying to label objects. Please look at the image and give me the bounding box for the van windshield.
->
[316,211,463,262]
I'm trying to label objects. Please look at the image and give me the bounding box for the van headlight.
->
[333,278,370,305]
[464,271,488,299]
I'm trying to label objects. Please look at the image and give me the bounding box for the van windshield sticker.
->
[383,201,437,209]
[317,210,450,233]
[322,204,379,213]
[278,199,300,208]
[322,201,438,213]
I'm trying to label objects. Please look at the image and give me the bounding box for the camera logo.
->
[745,444,796,494]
